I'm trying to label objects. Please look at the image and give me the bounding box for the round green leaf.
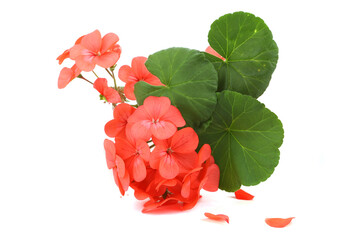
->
[134,47,218,128]
[198,90,284,192]
[208,11,278,98]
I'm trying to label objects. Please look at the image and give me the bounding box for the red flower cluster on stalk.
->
[56,29,220,213]
[104,96,220,212]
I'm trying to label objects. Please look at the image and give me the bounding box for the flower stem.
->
[92,70,99,78]
[77,75,93,85]
[106,68,117,90]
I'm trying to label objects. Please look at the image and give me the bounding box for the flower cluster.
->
[57,29,220,213]
[104,96,220,212]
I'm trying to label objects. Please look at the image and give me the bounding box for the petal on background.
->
[118,65,132,83]
[100,32,119,53]
[204,212,229,223]
[104,119,125,138]
[93,78,107,95]
[58,67,73,89]
[205,46,225,61]
[265,217,295,228]
[104,139,116,169]
[235,189,254,200]
[81,29,101,53]
[56,49,70,64]
[202,164,220,192]
[131,56,148,79]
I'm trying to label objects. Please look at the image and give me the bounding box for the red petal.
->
[58,67,74,89]
[143,96,171,120]
[161,105,186,127]
[75,54,96,72]
[205,46,225,61]
[204,212,229,223]
[235,189,254,200]
[124,82,136,100]
[57,49,70,64]
[129,121,152,141]
[95,51,120,69]
[115,155,126,178]
[118,65,132,83]
[198,144,212,164]
[81,30,101,53]
[113,103,136,120]
[170,127,199,153]
[159,155,179,179]
[104,119,125,138]
[104,139,116,169]
[103,87,121,103]
[265,217,295,228]
[203,164,220,192]
[131,56,148,79]
[100,32,119,54]
[136,140,151,162]
[93,78,107,95]
[132,157,147,182]
[151,121,177,140]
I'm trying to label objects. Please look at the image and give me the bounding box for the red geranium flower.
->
[70,30,121,71]
[115,132,150,182]
[93,78,121,104]
[127,96,185,140]
[104,103,136,138]
[118,56,163,100]
[150,127,199,179]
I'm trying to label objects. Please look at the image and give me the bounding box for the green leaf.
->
[208,11,278,98]
[198,90,284,192]
[134,47,218,128]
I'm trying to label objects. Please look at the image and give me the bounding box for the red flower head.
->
[93,78,121,104]
[104,103,136,138]
[70,30,121,72]
[127,96,185,141]
[150,127,199,179]
[115,131,151,182]
[104,139,130,195]
[205,46,225,61]
[58,64,81,89]
[118,57,163,100]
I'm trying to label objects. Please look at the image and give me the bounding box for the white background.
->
[1,0,359,239]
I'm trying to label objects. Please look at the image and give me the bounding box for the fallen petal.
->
[265,217,295,228]
[235,189,254,200]
[204,212,229,223]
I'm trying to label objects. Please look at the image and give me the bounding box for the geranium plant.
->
[57,11,284,212]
